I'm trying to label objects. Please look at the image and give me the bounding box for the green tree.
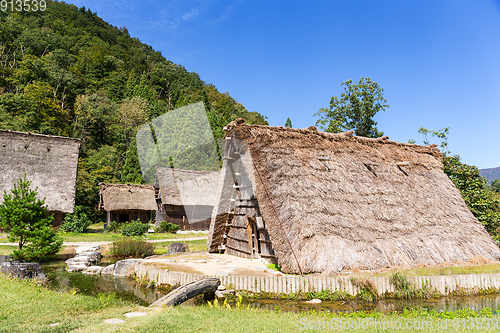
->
[491,179,500,193]
[417,127,450,155]
[315,77,388,138]
[0,175,63,261]
[285,118,292,128]
[443,156,500,234]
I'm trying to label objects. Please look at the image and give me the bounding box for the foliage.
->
[284,117,292,128]
[120,220,150,236]
[417,127,450,155]
[0,175,62,261]
[443,155,500,234]
[107,220,119,232]
[390,272,439,300]
[314,77,388,138]
[266,264,281,271]
[59,206,92,233]
[109,237,155,258]
[491,179,500,193]
[156,221,180,234]
[0,1,268,218]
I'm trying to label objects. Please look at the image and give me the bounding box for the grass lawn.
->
[2,276,498,333]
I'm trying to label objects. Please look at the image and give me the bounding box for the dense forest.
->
[0,1,268,219]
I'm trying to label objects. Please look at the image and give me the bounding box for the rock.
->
[76,251,101,262]
[0,262,47,280]
[195,259,206,264]
[306,298,322,304]
[113,259,144,277]
[101,264,115,275]
[167,243,188,256]
[215,290,225,298]
[0,255,13,263]
[103,318,126,324]
[124,312,148,318]
[75,245,100,254]
[217,285,226,291]
[82,266,104,275]
[66,264,88,272]
[65,257,91,265]
[49,323,60,327]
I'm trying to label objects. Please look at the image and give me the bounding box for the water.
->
[41,260,500,314]
[41,260,167,306]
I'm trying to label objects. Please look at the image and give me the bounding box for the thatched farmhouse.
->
[98,183,156,225]
[155,168,220,231]
[0,130,80,226]
[207,119,500,275]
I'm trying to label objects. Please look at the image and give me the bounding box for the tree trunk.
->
[150,278,221,307]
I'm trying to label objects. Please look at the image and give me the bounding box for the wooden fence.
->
[135,264,500,296]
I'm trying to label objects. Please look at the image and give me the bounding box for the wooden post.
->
[106,211,111,226]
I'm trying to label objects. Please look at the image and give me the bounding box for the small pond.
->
[42,260,500,314]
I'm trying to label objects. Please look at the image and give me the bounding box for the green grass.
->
[2,275,500,332]
[0,245,17,256]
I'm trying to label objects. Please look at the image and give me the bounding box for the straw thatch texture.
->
[0,130,80,213]
[208,121,500,274]
[99,183,156,212]
[155,168,220,206]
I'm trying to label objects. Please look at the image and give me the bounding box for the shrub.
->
[59,206,92,233]
[107,221,119,232]
[109,237,155,258]
[121,220,149,236]
[156,221,180,233]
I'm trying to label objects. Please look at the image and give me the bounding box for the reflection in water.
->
[42,261,500,314]
[42,261,166,306]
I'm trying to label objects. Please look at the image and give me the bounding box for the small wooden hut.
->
[207,119,500,274]
[0,130,80,226]
[155,168,220,231]
[98,183,157,225]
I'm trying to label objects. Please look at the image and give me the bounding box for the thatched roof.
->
[208,120,500,274]
[0,130,80,213]
[99,183,156,211]
[155,168,221,206]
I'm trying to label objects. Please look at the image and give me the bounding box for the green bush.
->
[121,220,149,236]
[107,221,119,232]
[156,221,180,233]
[109,237,155,258]
[59,206,92,233]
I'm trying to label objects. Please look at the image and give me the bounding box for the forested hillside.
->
[0,1,268,219]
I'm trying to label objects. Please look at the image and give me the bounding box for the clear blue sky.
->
[67,0,500,169]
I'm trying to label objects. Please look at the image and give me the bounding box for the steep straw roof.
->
[155,168,221,206]
[0,130,80,213]
[208,120,500,274]
[99,183,156,211]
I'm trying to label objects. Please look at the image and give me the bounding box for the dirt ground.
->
[142,252,284,277]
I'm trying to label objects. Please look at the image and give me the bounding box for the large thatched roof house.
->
[155,168,220,230]
[98,183,156,225]
[207,119,500,274]
[0,130,80,226]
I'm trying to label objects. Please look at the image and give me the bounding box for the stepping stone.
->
[76,245,100,254]
[103,318,126,324]
[124,312,148,318]
[306,298,322,304]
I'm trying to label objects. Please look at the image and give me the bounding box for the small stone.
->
[49,323,60,327]
[306,298,322,304]
[209,259,219,263]
[103,318,126,324]
[124,312,148,318]
[195,259,206,263]
[164,269,169,272]
[215,290,224,298]
[178,259,188,262]
[217,285,226,291]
